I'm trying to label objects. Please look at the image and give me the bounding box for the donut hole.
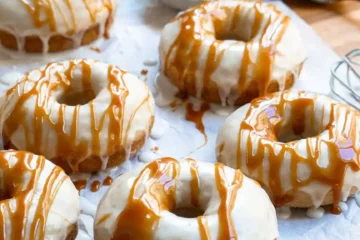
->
[172,206,205,218]
[274,98,324,143]
[56,90,96,106]
[55,65,101,106]
[0,188,11,201]
[215,31,251,42]
[277,128,322,143]
[214,25,253,42]
[211,7,259,42]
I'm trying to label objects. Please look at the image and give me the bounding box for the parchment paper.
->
[0,1,359,239]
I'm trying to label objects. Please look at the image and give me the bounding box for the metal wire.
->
[330,49,360,110]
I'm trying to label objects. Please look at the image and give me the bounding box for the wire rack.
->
[330,49,360,110]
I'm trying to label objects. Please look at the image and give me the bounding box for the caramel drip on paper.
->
[233,91,360,212]
[0,151,67,239]
[74,179,88,191]
[103,176,113,186]
[20,0,114,36]
[164,2,290,104]
[185,102,210,143]
[91,180,101,192]
[2,60,150,172]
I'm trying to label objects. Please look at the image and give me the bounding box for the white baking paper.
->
[0,1,358,240]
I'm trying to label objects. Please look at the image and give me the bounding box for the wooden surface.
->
[284,0,360,56]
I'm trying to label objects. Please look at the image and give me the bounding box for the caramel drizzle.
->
[164,4,208,95]
[74,179,88,191]
[97,212,112,225]
[20,0,113,36]
[20,0,57,31]
[123,89,151,148]
[3,60,147,172]
[250,5,290,96]
[111,158,180,239]
[215,163,243,240]
[83,0,113,23]
[91,180,101,192]
[198,217,211,240]
[164,2,290,104]
[187,158,200,208]
[188,160,244,239]
[185,102,210,144]
[103,176,113,186]
[0,151,67,240]
[187,159,211,240]
[235,91,360,212]
[109,159,245,239]
[82,0,114,38]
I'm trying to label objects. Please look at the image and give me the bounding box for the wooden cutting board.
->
[284,0,360,56]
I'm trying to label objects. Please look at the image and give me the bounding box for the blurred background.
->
[284,0,360,55]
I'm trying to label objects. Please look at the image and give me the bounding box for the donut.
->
[161,0,208,10]
[0,0,118,53]
[159,1,306,106]
[0,59,155,173]
[94,158,278,240]
[161,0,240,10]
[216,90,360,213]
[0,150,79,239]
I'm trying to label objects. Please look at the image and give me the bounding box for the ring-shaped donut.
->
[161,0,208,10]
[94,158,278,240]
[216,91,360,212]
[0,150,79,239]
[1,59,155,173]
[160,1,306,105]
[0,0,118,53]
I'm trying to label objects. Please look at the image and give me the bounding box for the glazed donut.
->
[94,158,278,240]
[161,0,210,10]
[0,59,155,173]
[216,90,360,212]
[0,0,118,53]
[0,150,79,239]
[160,1,306,106]
[161,0,241,10]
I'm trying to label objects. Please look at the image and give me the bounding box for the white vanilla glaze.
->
[138,150,159,163]
[94,158,278,240]
[276,207,292,220]
[80,196,98,218]
[0,59,155,172]
[306,207,325,219]
[0,150,79,239]
[143,58,158,67]
[150,117,170,139]
[216,90,360,213]
[160,1,306,106]
[338,202,348,212]
[0,0,118,53]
